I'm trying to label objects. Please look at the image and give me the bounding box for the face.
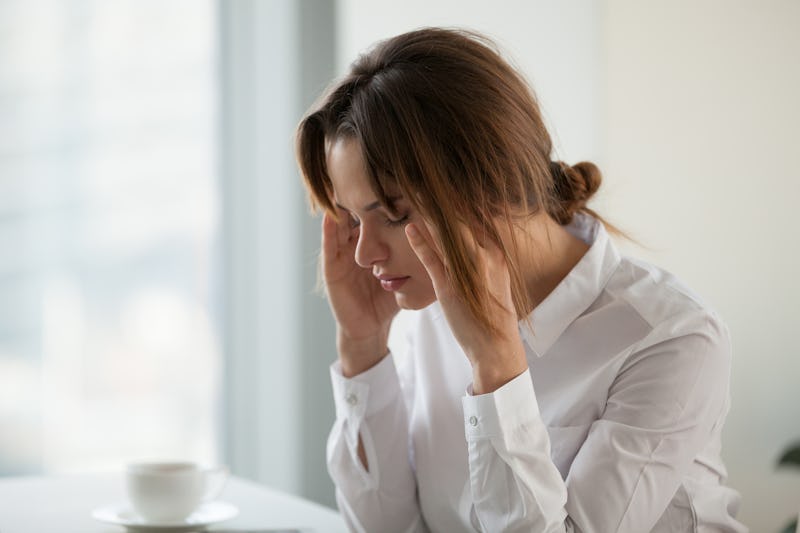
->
[326,137,436,310]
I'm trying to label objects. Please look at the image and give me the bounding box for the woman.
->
[296,28,745,533]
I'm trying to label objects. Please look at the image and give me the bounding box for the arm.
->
[462,315,732,532]
[327,352,427,533]
[404,221,733,530]
[317,211,424,531]
[463,369,568,532]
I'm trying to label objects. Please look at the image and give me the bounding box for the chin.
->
[395,290,437,311]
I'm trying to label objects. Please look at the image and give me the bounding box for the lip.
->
[376,274,410,292]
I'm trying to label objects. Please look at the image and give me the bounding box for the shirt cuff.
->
[330,352,402,421]
[461,369,541,440]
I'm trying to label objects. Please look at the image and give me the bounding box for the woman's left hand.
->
[405,221,528,394]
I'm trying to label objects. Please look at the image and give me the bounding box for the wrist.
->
[470,343,527,395]
[337,329,389,378]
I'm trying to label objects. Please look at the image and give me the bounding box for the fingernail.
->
[406,224,419,238]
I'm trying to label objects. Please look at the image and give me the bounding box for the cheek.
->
[387,230,434,287]
[394,233,427,272]
[385,230,411,259]
[404,247,435,293]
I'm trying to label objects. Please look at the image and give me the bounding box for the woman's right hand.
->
[321,210,400,376]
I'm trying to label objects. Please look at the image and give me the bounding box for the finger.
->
[455,223,513,313]
[478,226,508,268]
[411,220,443,261]
[328,208,350,250]
[458,222,505,270]
[405,223,448,290]
[456,223,480,257]
[321,212,338,261]
[332,207,353,248]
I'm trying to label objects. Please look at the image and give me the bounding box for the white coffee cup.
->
[126,461,229,522]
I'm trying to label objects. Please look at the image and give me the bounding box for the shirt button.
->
[345,393,358,406]
[468,415,478,427]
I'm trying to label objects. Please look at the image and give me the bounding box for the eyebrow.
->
[335,196,402,213]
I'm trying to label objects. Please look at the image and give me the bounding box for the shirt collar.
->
[518,213,622,357]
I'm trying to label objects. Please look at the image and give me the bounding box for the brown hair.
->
[296,27,608,336]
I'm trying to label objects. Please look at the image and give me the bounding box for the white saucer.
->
[92,501,238,532]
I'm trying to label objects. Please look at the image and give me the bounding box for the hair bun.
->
[549,160,602,224]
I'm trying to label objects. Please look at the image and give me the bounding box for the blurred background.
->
[0,0,797,530]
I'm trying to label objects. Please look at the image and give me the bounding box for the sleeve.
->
[461,314,732,533]
[327,353,427,533]
[462,370,569,532]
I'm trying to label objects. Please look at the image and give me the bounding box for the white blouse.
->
[327,213,747,533]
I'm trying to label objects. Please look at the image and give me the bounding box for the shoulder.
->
[603,254,731,370]
[587,256,734,431]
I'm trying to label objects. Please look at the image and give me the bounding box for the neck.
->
[511,213,590,316]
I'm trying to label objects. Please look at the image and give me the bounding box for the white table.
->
[0,473,348,533]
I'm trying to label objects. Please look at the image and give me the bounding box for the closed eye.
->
[384,213,409,228]
[336,205,408,229]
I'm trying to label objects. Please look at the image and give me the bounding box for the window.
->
[0,0,220,474]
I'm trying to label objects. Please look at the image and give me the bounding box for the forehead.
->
[325,137,401,208]
[326,137,367,182]
[326,137,372,203]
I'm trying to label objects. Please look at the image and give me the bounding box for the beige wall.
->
[600,2,800,529]
[336,0,603,161]
[337,1,800,529]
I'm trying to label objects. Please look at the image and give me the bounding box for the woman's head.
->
[326,135,436,310]
[296,27,603,332]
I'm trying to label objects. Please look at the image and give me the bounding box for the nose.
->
[353,223,389,268]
